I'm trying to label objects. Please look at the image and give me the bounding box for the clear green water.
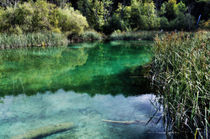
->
[0,41,165,138]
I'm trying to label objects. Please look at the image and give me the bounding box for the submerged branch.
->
[102,119,146,125]
[11,122,74,139]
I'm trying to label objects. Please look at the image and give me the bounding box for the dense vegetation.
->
[0,33,68,48]
[0,0,208,47]
[152,31,209,138]
[0,0,209,35]
[0,0,88,35]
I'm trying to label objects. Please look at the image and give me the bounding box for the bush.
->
[129,1,160,30]
[160,17,169,30]
[80,30,102,41]
[0,0,89,35]
[201,20,210,30]
[169,13,195,30]
[56,6,88,36]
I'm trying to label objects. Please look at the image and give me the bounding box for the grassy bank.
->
[109,31,163,41]
[151,31,209,138]
[69,30,103,43]
[0,32,68,49]
[0,31,160,48]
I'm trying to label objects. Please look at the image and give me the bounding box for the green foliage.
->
[165,0,178,20]
[160,17,169,30]
[159,0,195,30]
[77,0,113,32]
[152,31,210,137]
[103,14,128,34]
[201,20,210,30]
[177,1,187,13]
[129,0,160,30]
[56,6,89,35]
[110,31,162,40]
[169,13,195,30]
[0,0,206,35]
[0,32,68,48]
[80,30,103,41]
[32,0,55,32]
[0,0,88,35]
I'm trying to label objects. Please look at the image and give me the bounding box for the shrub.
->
[160,17,169,30]
[0,0,89,35]
[201,20,210,30]
[169,13,195,30]
[56,6,89,36]
[80,30,102,41]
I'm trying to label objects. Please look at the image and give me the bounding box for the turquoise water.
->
[0,41,165,138]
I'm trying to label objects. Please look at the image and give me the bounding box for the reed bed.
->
[151,31,210,138]
[109,31,163,41]
[79,30,103,41]
[0,33,68,49]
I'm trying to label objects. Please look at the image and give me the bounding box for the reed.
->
[109,31,163,41]
[151,31,210,138]
[0,32,68,49]
[80,30,103,41]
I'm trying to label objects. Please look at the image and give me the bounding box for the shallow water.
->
[0,41,165,138]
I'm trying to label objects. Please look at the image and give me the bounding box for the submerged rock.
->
[11,122,74,139]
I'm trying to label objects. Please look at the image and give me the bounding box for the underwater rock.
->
[11,122,74,139]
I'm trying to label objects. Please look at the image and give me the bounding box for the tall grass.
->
[109,31,163,41]
[0,32,68,49]
[151,31,210,138]
[79,30,103,41]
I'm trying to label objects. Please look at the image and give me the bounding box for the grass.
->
[79,30,103,41]
[151,31,210,138]
[109,31,163,41]
[0,32,68,49]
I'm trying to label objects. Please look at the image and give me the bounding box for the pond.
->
[0,41,166,139]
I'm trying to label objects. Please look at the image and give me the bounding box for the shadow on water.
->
[0,40,153,97]
[61,66,152,97]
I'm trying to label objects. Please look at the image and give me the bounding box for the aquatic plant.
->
[151,31,210,138]
[109,31,163,41]
[0,32,68,48]
[79,30,103,41]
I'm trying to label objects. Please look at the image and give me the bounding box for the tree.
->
[129,0,160,30]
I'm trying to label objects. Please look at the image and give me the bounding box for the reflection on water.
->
[0,90,164,139]
[0,40,165,138]
[0,41,152,96]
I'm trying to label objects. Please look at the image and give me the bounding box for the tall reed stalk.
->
[151,31,210,138]
[0,32,68,49]
[110,31,162,41]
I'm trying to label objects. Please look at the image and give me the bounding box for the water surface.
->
[0,41,165,138]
